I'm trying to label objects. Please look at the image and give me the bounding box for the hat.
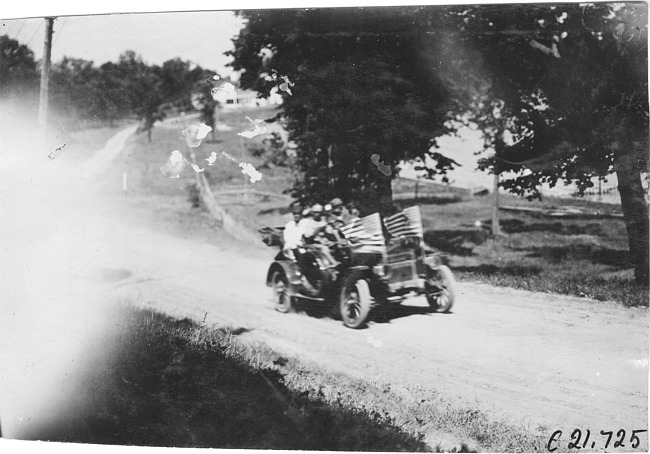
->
[329,198,343,207]
[302,207,312,216]
[311,203,324,213]
[291,204,303,215]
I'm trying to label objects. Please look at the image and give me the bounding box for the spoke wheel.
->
[426,265,457,313]
[340,278,372,329]
[272,271,292,313]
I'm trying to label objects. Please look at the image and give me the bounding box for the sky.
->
[0,1,437,78]
[0,10,246,78]
[0,1,567,78]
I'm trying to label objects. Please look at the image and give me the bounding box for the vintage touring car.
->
[259,206,457,329]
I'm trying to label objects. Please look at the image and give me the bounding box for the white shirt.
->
[302,218,327,238]
[283,219,306,250]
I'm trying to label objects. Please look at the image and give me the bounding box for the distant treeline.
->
[0,34,219,131]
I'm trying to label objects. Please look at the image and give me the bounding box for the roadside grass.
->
[26,302,545,452]
[24,303,429,450]
[121,106,647,307]
[116,108,292,230]
[415,196,648,307]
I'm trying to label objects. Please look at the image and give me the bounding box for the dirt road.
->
[1,127,647,450]
[92,212,650,440]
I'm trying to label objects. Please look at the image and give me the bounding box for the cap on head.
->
[302,207,312,216]
[329,198,343,208]
[311,203,324,213]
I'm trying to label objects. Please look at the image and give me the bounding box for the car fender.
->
[266,261,302,288]
[340,266,373,289]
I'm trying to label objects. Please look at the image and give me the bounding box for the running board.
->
[293,295,326,302]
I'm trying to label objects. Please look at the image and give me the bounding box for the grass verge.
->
[417,197,648,307]
[23,303,545,452]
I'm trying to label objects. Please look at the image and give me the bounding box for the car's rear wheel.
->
[426,265,457,313]
[340,278,372,329]
[271,271,292,313]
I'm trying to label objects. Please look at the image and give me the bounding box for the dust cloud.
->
[0,104,130,441]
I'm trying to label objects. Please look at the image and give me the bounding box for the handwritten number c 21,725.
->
[547,429,647,451]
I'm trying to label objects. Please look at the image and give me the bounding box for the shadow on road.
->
[294,299,445,326]
[371,304,440,324]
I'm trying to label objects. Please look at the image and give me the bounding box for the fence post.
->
[492,172,501,236]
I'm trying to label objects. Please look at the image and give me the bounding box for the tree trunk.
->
[615,158,649,287]
[359,172,395,217]
[378,174,395,216]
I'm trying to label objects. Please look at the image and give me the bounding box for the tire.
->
[271,271,292,313]
[339,278,372,329]
[426,265,457,313]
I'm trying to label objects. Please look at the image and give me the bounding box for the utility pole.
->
[598,176,602,202]
[38,17,55,131]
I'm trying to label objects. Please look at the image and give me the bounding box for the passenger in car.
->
[302,203,328,241]
[282,204,306,261]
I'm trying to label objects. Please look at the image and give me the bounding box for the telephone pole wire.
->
[38,17,55,131]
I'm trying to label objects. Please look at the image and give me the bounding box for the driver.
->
[328,198,346,228]
[303,203,341,266]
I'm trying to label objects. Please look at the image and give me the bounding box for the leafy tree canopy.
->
[227,7,456,214]
[435,3,648,195]
[0,34,39,101]
[435,2,648,284]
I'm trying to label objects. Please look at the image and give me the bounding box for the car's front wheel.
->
[271,271,292,313]
[340,278,372,329]
[425,265,457,313]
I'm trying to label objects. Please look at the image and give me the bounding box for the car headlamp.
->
[425,254,440,267]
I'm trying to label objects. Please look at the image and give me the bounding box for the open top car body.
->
[259,206,457,328]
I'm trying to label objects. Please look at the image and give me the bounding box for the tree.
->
[50,57,102,126]
[227,5,648,284]
[190,72,219,142]
[159,58,208,103]
[227,7,454,215]
[159,58,194,101]
[94,60,132,125]
[116,51,165,142]
[437,3,648,285]
[0,35,39,105]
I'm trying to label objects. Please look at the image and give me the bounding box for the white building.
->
[213,87,283,110]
